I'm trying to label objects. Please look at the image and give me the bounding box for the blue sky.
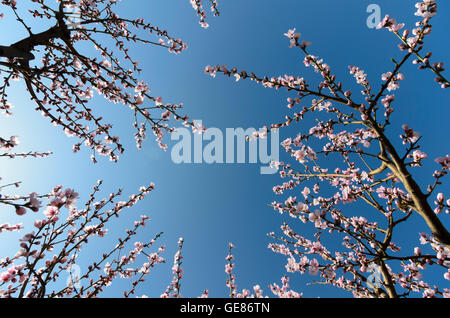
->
[0,0,449,297]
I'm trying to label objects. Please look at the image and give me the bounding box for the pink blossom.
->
[435,155,450,169]
[0,271,12,283]
[43,206,60,218]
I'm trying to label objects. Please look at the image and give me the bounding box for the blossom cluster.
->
[189,0,219,28]
[207,0,450,298]
[0,0,211,163]
[0,179,172,297]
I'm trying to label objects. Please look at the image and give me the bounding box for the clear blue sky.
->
[0,0,449,297]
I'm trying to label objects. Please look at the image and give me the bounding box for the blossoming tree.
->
[1,0,449,299]
[0,0,218,298]
[206,0,449,298]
